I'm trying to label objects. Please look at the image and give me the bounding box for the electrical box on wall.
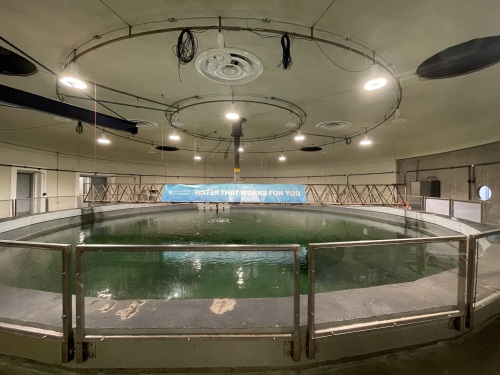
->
[411,180,441,197]
[409,180,441,210]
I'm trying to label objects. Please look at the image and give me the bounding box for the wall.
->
[0,166,11,217]
[397,141,500,203]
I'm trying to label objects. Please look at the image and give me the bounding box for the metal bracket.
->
[283,340,292,357]
[284,340,301,361]
[449,316,465,332]
[87,342,96,359]
[75,341,96,363]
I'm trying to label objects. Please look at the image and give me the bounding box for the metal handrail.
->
[465,228,500,329]
[0,240,73,363]
[306,235,468,359]
[74,243,301,363]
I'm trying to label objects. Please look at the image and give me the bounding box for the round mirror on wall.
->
[478,185,492,201]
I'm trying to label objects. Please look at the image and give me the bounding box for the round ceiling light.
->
[195,47,263,85]
[59,76,87,90]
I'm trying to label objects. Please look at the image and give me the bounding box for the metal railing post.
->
[75,245,87,363]
[465,235,478,329]
[306,245,316,359]
[455,238,467,331]
[292,245,301,361]
[61,245,73,362]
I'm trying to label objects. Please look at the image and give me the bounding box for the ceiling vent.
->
[129,119,159,129]
[315,120,352,131]
[195,47,263,85]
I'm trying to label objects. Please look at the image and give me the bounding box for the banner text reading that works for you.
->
[161,184,306,204]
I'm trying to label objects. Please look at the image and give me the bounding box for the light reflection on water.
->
[7,208,458,300]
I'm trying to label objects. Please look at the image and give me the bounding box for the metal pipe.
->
[231,118,245,183]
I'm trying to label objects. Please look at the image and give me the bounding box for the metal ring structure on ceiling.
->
[166,94,307,142]
[62,17,402,94]
[56,16,402,151]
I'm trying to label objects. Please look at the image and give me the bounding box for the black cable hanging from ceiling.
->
[173,29,198,64]
[280,33,293,70]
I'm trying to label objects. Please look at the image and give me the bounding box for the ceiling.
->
[1,0,499,169]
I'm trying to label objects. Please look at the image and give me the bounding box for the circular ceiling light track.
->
[64,19,400,86]
[166,94,307,142]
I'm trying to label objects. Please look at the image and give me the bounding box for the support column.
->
[231,118,246,183]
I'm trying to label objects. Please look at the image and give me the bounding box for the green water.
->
[0,208,458,299]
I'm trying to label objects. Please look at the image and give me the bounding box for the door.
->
[16,173,33,216]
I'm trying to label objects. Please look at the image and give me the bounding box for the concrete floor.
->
[0,317,498,374]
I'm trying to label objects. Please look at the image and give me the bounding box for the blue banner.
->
[161,184,306,203]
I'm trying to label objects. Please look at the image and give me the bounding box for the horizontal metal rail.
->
[75,243,301,363]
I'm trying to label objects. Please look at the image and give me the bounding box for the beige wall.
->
[0,142,397,219]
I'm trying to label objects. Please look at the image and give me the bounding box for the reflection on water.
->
[1,209,458,299]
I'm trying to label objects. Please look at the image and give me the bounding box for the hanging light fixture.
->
[59,62,87,90]
[391,107,407,123]
[226,112,240,120]
[294,130,305,141]
[285,111,297,128]
[193,136,202,160]
[171,111,184,127]
[97,130,110,145]
[169,127,180,141]
[363,54,387,91]
[278,151,286,161]
[360,127,372,146]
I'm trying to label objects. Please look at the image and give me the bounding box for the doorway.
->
[16,172,33,216]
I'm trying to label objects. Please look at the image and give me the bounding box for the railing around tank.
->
[74,244,302,363]
[465,228,500,329]
[306,235,468,359]
[1,213,500,366]
[0,240,73,363]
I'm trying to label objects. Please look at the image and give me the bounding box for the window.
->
[478,186,492,201]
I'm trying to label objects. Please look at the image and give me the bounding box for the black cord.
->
[75,121,84,134]
[280,33,293,70]
[173,29,197,64]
